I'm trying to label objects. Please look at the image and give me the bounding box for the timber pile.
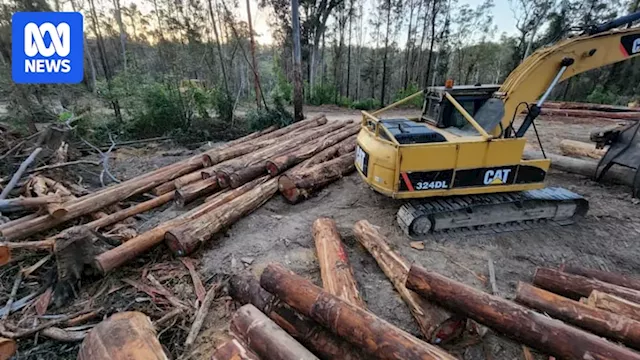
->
[535,101,640,121]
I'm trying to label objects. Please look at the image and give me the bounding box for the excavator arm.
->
[494,13,640,138]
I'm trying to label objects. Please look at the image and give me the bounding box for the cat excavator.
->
[355,12,640,237]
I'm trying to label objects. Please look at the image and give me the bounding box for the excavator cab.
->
[421,85,501,130]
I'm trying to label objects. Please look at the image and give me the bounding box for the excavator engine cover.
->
[380,119,448,144]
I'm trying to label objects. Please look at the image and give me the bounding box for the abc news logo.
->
[12,12,83,84]
[24,22,72,73]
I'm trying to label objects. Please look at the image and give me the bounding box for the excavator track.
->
[397,187,588,238]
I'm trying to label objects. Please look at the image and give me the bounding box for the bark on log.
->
[229,272,365,360]
[559,139,606,159]
[77,312,168,360]
[94,177,269,272]
[211,338,261,360]
[29,175,70,217]
[215,121,348,187]
[202,116,327,167]
[588,290,640,322]
[544,101,640,113]
[175,177,219,207]
[227,165,268,189]
[406,264,640,360]
[533,267,640,303]
[313,218,365,308]
[230,304,319,360]
[279,152,355,204]
[165,178,278,255]
[0,160,201,241]
[198,125,279,167]
[260,263,457,360]
[523,150,634,186]
[174,170,206,189]
[0,196,64,212]
[151,181,175,196]
[516,282,640,350]
[299,135,357,169]
[266,124,360,176]
[562,265,640,292]
[0,337,16,360]
[538,108,640,120]
[353,220,465,344]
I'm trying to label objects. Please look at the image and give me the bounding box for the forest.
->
[0,0,638,143]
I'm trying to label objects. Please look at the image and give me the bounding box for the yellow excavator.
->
[355,12,640,237]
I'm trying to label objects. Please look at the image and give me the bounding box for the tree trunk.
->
[563,265,640,291]
[516,282,640,350]
[175,177,219,207]
[211,338,260,360]
[164,178,277,255]
[353,220,465,344]
[208,0,230,96]
[266,124,359,175]
[229,272,366,360]
[260,263,456,360]
[278,152,355,204]
[113,0,127,72]
[588,290,640,322]
[380,0,391,107]
[424,0,438,89]
[201,117,325,167]
[403,0,415,90]
[346,0,353,98]
[230,304,319,360]
[291,0,304,121]
[559,140,606,159]
[533,267,640,304]
[77,312,168,360]
[94,176,269,273]
[245,0,262,109]
[313,218,365,307]
[406,264,640,360]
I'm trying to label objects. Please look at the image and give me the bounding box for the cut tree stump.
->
[353,220,465,344]
[229,272,364,360]
[562,265,640,292]
[230,304,319,360]
[260,263,457,360]
[533,267,640,303]
[0,337,16,360]
[279,152,355,204]
[211,338,260,360]
[406,264,640,360]
[516,282,640,350]
[588,290,640,322]
[77,312,168,360]
[313,217,365,308]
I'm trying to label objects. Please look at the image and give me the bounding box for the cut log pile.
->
[536,101,640,121]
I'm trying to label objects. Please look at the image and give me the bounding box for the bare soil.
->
[6,106,640,360]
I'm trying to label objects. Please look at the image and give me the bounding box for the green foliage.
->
[126,83,188,138]
[393,84,423,107]
[271,57,293,104]
[308,83,337,105]
[211,88,234,124]
[586,85,630,105]
[246,96,293,131]
[337,96,352,108]
[351,98,381,110]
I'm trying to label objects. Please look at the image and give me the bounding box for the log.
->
[164,178,278,255]
[151,182,176,196]
[29,175,70,218]
[544,101,640,113]
[313,218,365,308]
[77,312,168,360]
[202,116,328,167]
[539,108,640,120]
[0,338,15,360]
[406,264,640,360]
[516,282,640,350]
[353,220,465,344]
[174,170,205,189]
[299,135,357,169]
[211,338,261,360]
[260,263,456,360]
[227,164,268,189]
[230,304,319,360]
[94,176,269,272]
[215,121,348,187]
[278,152,355,204]
[523,150,634,186]
[0,160,201,241]
[266,124,360,176]
[559,139,606,159]
[588,290,640,322]
[0,147,42,200]
[198,125,279,167]
[562,265,640,292]
[0,196,64,212]
[533,267,640,303]
[175,177,219,207]
[229,272,365,360]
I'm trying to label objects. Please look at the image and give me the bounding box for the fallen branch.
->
[0,147,42,200]
[184,283,219,348]
[2,273,22,319]
[40,326,87,342]
[0,309,93,339]
[28,160,101,174]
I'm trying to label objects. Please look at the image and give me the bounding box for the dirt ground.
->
[7,106,640,359]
